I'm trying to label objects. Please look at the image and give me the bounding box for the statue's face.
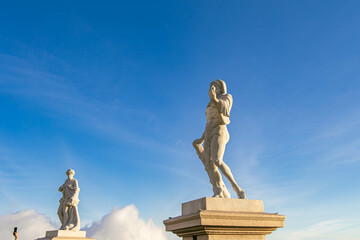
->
[67,172,74,179]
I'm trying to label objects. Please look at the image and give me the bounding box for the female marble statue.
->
[193,79,246,199]
[57,169,80,231]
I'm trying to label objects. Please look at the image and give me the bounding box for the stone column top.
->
[182,197,264,215]
[45,230,87,238]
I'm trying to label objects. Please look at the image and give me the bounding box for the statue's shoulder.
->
[219,94,233,102]
[68,178,78,184]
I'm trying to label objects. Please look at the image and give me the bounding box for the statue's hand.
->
[208,85,216,99]
[67,198,76,206]
[193,138,203,146]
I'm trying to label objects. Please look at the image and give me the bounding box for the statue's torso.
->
[204,103,229,143]
[63,179,77,188]
[60,179,79,200]
[206,103,221,121]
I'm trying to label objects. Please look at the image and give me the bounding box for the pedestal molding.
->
[164,198,286,240]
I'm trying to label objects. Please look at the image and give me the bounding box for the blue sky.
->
[1,1,360,240]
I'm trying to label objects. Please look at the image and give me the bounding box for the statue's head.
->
[66,169,75,178]
[210,79,227,95]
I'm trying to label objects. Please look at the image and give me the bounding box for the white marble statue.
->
[57,169,80,231]
[193,79,246,199]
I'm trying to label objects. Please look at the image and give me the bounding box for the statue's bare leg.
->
[204,142,230,198]
[211,134,246,199]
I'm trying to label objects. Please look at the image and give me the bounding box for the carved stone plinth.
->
[36,230,95,240]
[164,197,285,240]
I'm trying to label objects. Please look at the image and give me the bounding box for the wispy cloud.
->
[272,218,360,240]
[0,53,191,159]
[306,111,360,166]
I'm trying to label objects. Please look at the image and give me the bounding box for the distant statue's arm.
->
[68,180,80,206]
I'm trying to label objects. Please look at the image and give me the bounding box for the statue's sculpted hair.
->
[213,79,227,94]
[66,169,75,176]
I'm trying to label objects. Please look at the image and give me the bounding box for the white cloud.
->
[0,205,168,240]
[0,209,56,240]
[85,205,168,240]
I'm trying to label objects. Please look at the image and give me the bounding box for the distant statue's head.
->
[66,169,75,178]
[210,79,227,95]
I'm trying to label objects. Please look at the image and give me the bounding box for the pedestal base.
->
[164,197,285,240]
[37,230,95,240]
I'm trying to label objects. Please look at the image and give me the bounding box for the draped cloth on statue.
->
[57,179,80,231]
[218,93,233,124]
[206,93,233,125]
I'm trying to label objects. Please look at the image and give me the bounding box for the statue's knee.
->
[214,158,222,167]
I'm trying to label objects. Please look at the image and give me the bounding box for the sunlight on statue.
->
[193,79,246,199]
[57,169,80,231]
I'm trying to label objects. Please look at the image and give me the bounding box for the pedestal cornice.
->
[164,197,286,240]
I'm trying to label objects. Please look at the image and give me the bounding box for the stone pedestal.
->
[164,197,285,240]
[36,230,95,240]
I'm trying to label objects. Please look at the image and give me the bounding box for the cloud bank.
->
[0,209,56,240]
[84,205,168,240]
[0,205,168,240]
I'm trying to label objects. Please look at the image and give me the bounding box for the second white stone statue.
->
[57,169,80,231]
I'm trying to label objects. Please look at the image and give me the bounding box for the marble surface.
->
[57,169,80,231]
[45,230,86,238]
[193,79,246,199]
[182,197,264,215]
[164,197,285,240]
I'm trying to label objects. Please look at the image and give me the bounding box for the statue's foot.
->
[63,225,70,230]
[222,188,231,198]
[231,184,246,199]
[69,224,79,231]
[213,190,231,198]
[236,190,246,199]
